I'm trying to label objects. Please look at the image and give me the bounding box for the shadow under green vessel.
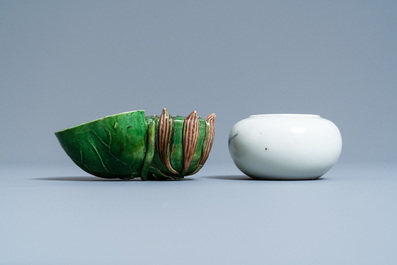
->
[55,109,216,180]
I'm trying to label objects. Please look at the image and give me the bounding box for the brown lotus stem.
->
[158,108,178,175]
[200,113,216,165]
[183,110,200,174]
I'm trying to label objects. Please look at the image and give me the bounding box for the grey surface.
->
[0,1,396,164]
[1,162,396,265]
[1,2,396,264]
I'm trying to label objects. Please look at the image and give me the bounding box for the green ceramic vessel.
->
[55,109,216,180]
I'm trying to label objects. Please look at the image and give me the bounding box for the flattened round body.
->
[228,114,342,180]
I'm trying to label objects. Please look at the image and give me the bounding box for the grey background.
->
[1,2,397,265]
[1,0,396,165]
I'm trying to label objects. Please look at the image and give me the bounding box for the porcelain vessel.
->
[56,109,215,181]
[228,114,342,180]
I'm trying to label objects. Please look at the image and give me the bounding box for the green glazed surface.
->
[55,109,215,180]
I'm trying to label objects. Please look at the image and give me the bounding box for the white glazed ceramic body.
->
[228,114,342,180]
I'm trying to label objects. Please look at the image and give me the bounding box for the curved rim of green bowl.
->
[55,110,145,134]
